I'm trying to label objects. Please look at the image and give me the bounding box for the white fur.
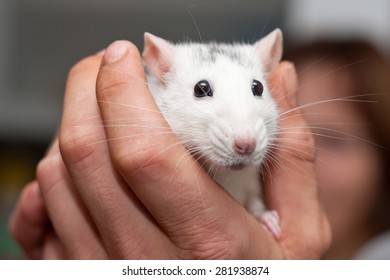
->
[144,30,282,228]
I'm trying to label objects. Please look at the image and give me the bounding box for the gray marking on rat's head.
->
[190,43,251,67]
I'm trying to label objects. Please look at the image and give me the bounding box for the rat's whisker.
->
[265,146,312,174]
[249,10,270,65]
[86,131,177,146]
[107,67,151,86]
[170,148,195,177]
[272,60,367,104]
[101,66,173,88]
[262,151,287,178]
[132,142,185,176]
[187,4,203,44]
[259,158,270,184]
[262,150,297,193]
[277,97,378,119]
[100,117,171,123]
[276,124,368,132]
[77,114,165,124]
[264,152,283,174]
[96,99,176,118]
[192,168,206,208]
[75,124,172,130]
[269,140,337,164]
[296,53,332,76]
[263,93,384,128]
[278,120,371,127]
[268,142,333,169]
[103,66,168,87]
[268,137,327,153]
[273,127,384,149]
[268,111,370,126]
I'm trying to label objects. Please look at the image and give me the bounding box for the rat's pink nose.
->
[234,138,256,155]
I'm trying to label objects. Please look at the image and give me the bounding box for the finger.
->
[9,181,49,259]
[96,41,280,258]
[38,137,108,259]
[269,62,315,158]
[42,228,66,260]
[269,62,298,111]
[59,50,171,259]
[265,62,331,258]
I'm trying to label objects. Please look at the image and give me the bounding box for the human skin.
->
[9,40,330,259]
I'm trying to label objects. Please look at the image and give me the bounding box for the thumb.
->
[264,62,330,258]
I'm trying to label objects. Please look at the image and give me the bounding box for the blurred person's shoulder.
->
[353,231,390,260]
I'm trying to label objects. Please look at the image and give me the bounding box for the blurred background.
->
[0,0,389,259]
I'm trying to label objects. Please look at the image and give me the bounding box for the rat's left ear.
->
[143,32,174,81]
[254,28,283,73]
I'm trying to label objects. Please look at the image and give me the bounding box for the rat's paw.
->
[258,210,281,239]
[247,196,265,218]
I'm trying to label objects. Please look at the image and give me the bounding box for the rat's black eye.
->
[252,79,264,97]
[194,80,213,98]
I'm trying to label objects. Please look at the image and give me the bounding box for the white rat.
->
[142,29,283,238]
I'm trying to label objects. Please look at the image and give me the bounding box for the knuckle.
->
[36,157,54,187]
[36,154,63,195]
[198,241,237,260]
[108,230,156,260]
[65,238,106,260]
[36,162,51,197]
[59,127,97,166]
[115,144,167,176]
[169,215,239,259]
[96,80,131,101]
[112,239,144,260]
[61,56,103,166]
[187,233,237,260]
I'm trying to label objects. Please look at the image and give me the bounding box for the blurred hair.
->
[284,40,390,233]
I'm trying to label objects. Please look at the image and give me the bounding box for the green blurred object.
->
[0,142,46,259]
[0,222,22,259]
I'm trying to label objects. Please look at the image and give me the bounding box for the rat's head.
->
[143,29,282,170]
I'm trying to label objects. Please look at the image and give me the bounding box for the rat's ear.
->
[254,28,283,73]
[143,32,174,80]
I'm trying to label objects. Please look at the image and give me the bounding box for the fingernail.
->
[283,63,298,107]
[104,40,129,64]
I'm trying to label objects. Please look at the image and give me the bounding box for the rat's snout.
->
[234,137,256,155]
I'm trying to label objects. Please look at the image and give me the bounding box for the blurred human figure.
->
[286,41,390,259]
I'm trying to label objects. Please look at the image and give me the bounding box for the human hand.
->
[10,40,330,259]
